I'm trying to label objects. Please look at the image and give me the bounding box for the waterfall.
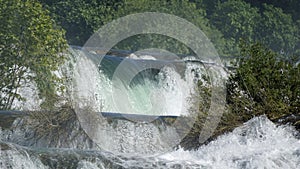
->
[1,46,298,168]
[71,46,207,116]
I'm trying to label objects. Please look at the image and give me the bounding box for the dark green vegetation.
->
[1,0,299,149]
[207,0,299,56]
[38,0,300,57]
[228,43,300,121]
[39,0,225,55]
[0,0,67,110]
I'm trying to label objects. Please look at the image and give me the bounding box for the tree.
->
[190,0,220,16]
[39,0,227,55]
[256,4,299,55]
[109,0,226,55]
[39,0,122,46]
[245,0,300,21]
[209,0,260,56]
[0,0,67,110]
[209,0,299,56]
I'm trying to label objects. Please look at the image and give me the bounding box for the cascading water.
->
[70,46,207,154]
[71,46,203,116]
[0,46,299,168]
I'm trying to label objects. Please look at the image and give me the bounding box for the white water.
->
[0,149,48,169]
[159,116,300,169]
[71,47,212,116]
[1,116,299,168]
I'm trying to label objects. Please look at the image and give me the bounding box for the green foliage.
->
[108,0,226,55]
[256,4,299,55]
[208,0,299,56]
[210,0,259,55]
[0,0,67,110]
[35,0,300,57]
[190,0,219,16]
[38,0,226,55]
[39,0,122,46]
[245,0,300,21]
[227,42,300,122]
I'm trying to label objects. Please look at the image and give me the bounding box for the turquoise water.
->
[71,47,211,116]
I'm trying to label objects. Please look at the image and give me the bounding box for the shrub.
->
[227,42,300,126]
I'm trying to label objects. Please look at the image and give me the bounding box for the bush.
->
[227,42,300,126]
